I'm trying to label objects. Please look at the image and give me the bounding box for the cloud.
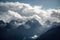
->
[0,2,60,25]
[8,10,22,18]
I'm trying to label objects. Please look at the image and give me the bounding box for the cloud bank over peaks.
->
[0,2,60,25]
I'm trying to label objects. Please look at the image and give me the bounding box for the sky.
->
[0,0,60,9]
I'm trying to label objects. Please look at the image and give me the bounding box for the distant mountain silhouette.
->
[0,18,41,40]
[0,19,60,40]
[0,20,6,27]
[6,19,23,29]
[0,20,6,30]
[16,18,42,39]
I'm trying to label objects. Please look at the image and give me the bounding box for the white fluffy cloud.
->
[0,2,60,25]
